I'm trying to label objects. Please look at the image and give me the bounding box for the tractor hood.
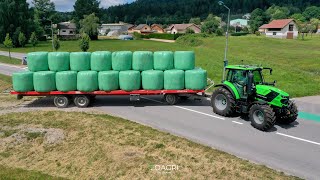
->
[256,85,289,97]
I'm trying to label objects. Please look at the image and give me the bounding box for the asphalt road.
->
[1,61,320,179]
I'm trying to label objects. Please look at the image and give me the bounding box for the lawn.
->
[0,55,21,65]
[0,73,12,92]
[0,111,300,179]
[0,165,63,179]
[0,36,319,97]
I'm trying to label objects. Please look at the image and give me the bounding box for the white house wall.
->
[59,29,76,36]
[265,22,298,39]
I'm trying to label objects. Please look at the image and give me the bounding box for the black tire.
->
[180,96,189,101]
[74,95,90,108]
[277,101,298,124]
[249,104,276,131]
[90,95,96,103]
[211,87,236,116]
[164,94,179,105]
[54,95,70,108]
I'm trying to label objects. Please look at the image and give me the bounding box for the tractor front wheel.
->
[211,87,236,116]
[277,101,298,125]
[249,104,276,131]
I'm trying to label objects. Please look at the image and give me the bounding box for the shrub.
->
[216,28,224,36]
[133,32,142,40]
[186,28,195,34]
[79,33,90,52]
[176,35,203,47]
[18,32,27,47]
[29,32,38,51]
[53,35,60,51]
[255,31,261,36]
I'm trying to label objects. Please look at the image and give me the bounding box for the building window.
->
[62,30,66,32]
[273,32,277,35]
[70,31,73,34]
[289,24,294,31]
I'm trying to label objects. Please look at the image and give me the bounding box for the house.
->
[151,24,165,33]
[230,19,249,27]
[132,24,152,34]
[258,24,268,34]
[259,19,298,39]
[57,22,77,39]
[167,24,201,34]
[99,23,129,36]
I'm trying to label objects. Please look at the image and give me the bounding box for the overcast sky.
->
[27,0,135,12]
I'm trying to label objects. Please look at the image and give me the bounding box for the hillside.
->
[101,0,320,24]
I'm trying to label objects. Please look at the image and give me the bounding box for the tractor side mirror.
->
[273,80,277,86]
[247,72,254,95]
[270,69,273,75]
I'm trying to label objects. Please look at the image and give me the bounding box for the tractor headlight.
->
[280,96,289,104]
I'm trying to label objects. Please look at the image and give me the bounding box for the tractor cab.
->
[224,65,273,99]
[211,64,298,131]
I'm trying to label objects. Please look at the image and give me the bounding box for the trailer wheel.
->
[54,95,70,108]
[74,95,90,108]
[164,94,179,105]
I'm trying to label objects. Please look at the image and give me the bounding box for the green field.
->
[0,55,21,65]
[1,36,319,97]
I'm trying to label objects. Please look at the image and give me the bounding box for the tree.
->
[201,14,220,34]
[0,0,31,43]
[249,8,270,33]
[79,33,90,52]
[303,6,320,20]
[74,0,100,21]
[3,34,13,59]
[18,32,27,47]
[53,35,60,51]
[80,13,99,40]
[189,17,201,25]
[291,13,306,22]
[30,32,38,51]
[266,5,290,20]
[32,0,55,20]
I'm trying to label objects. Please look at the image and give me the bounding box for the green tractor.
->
[211,65,298,131]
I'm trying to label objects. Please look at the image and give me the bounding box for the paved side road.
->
[0,51,26,60]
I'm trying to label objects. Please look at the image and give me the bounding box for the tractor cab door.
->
[226,69,248,99]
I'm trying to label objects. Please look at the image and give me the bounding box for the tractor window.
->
[252,70,263,84]
[226,69,233,81]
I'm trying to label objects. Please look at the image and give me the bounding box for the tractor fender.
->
[214,84,239,100]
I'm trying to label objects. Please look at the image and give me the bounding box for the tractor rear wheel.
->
[211,87,236,116]
[249,104,276,131]
[277,101,298,124]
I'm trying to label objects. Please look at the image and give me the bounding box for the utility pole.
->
[218,1,231,81]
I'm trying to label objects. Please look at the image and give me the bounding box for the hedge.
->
[230,32,249,36]
[141,33,184,40]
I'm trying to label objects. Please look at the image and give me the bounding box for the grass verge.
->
[0,165,64,179]
[0,55,21,65]
[0,73,12,92]
[0,111,300,179]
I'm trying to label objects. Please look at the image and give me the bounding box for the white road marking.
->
[232,121,243,125]
[141,97,225,120]
[276,132,320,146]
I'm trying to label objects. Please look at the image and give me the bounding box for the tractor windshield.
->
[252,70,264,84]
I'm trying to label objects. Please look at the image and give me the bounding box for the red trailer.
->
[11,89,206,108]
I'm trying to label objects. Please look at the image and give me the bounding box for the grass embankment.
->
[0,55,21,65]
[0,73,11,92]
[0,36,319,97]
[0,165,63,179]
[0,111,300,179]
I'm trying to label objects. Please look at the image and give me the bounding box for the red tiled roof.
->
[259,24,269,29]
[260,19,294,29]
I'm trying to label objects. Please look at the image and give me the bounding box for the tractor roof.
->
[226,65,263,70]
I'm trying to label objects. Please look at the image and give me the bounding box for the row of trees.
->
[102,0,320,24]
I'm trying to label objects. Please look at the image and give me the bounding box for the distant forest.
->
[100,0,320,24]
